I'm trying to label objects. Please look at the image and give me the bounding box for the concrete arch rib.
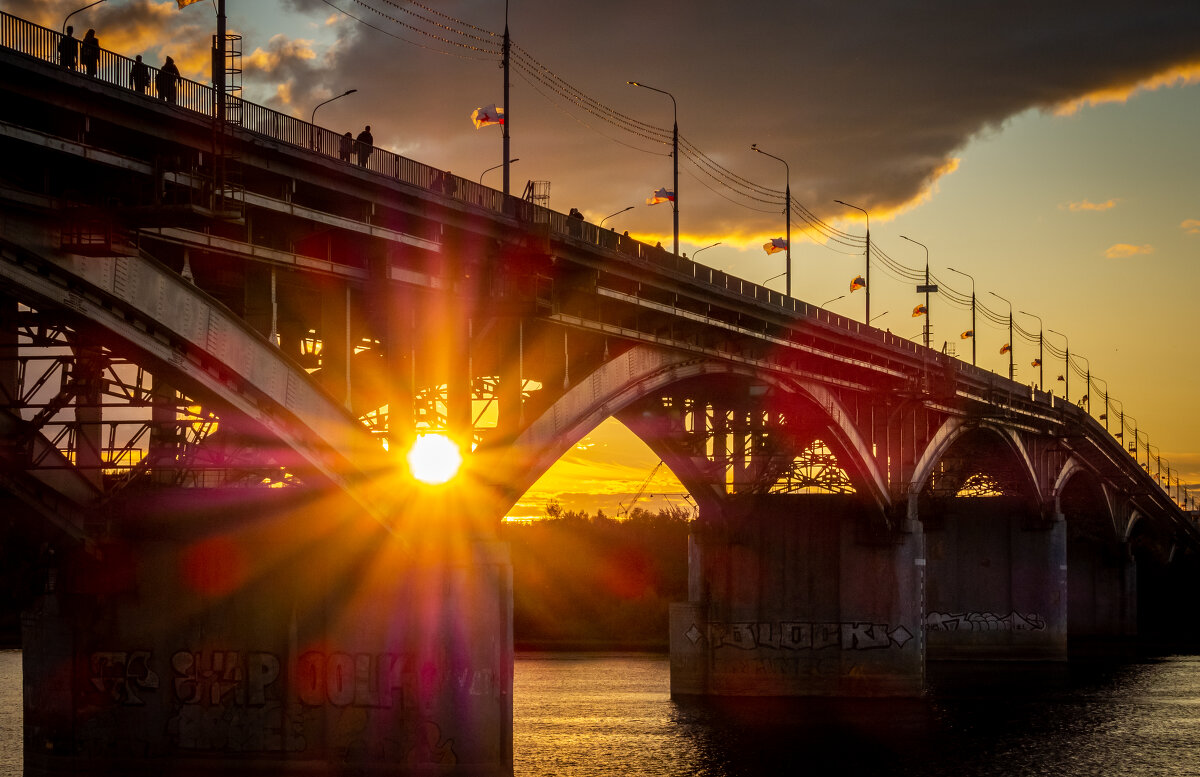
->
[0,232,382,518]
[505,344,889,514]
[909,417,1039,503]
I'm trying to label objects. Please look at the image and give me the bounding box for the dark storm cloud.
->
[254,0,1200,236]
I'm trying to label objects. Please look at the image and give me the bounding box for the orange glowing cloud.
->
[1054,61,1200,115]
[1065,199,1119,212]
[1182,219,1200,235]
[1104,243,1154,259]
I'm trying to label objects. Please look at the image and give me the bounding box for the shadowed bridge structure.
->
[2,13,1199,775]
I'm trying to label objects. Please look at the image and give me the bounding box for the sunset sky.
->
[16,1,1200,516]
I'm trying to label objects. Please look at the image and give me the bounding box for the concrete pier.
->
[22,489,513,775]
[670,495,924,697]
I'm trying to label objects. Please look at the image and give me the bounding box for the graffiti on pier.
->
[89,651,160,705]
[683,621,914,651]
[173,650,280,706]
[924,610,1046,632]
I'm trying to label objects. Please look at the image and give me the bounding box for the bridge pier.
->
[22,489,513,775]
[923,497,1067,661]
[670,495,924,697]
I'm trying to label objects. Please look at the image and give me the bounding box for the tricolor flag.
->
[850,275,866,292]
[177,0,205,7]
[1031,358,1041,367]
[471,104,505,128]
[912,304,927,317]
[763,237,788,254]
[1057,374,1065,382]
[1114,431,1123,439]
[961,330,974,339]
[1000,343,1011,354]
[646,187,675,205]
[1099,413,1108,420]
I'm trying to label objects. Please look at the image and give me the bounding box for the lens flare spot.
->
[407,433,463,484]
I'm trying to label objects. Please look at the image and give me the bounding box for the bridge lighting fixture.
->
[899,235,932,349]
[600,205,634,228]
[480,158,519,185]
[628,81,678,256]
[300,329,323,359]
[62,0,107,33]
[988,291,1014,381]
[407,433,463,485]
[751,144,791,298]
[834,200,871,325]
[693,242,721,258]
[947,266,976,366]
[309,89,358,150]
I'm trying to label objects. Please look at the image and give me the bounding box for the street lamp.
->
[1048,328,1070,404]
[947,266,976,366]
[899,235,932,349]
[822,294,845,308]
[480,158,519,185]
[835,200,870,325]
[751,144,791,297]
[628,81,678,256]
[309,88,357,150]
[1018,310,1043,389]
[989,291,1014,380]
[1092,375,1110,432]
[693,242,721,259]
[1075,352,1091,410]
[63,0,106,33]
[600,205,634,228]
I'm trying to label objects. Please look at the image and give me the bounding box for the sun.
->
[407,433,463,485]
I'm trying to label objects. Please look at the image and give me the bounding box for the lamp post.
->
[600,205,633,229]
[1048,328,1069,404]
[63,0,106,33]
[1075,352,1090,410]
[871,310,889,324]
[628,81,678,256]
[693,242,721,259]
[751,144,791,297]
[899,235,932,349]
[989,291,1014,380]
[822,294,845,308]
[480,158,519,185]
[309,88,357,150]
[1092,375,1109,432]
[763,271,786,286]
[947,266,976,365]
[835,200,870,325]
[1018,310,1043,389]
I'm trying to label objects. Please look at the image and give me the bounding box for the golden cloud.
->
[1054,61,1200,116]
[1182,218,1200,235]
[1104,243,1154,259]
[1065,198,1118,212]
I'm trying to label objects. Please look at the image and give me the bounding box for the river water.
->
[5,648,1200,776]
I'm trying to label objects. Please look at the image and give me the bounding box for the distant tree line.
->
[501,504,691,651]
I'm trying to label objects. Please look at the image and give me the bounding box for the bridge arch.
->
[910,417,1040,506]
[503,344,888,516]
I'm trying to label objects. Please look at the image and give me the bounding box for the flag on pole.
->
[912,304,927,317]
[1000,343,1011,354]
[961,330,974,339]
[177,0,205,7]
[763,237,788,254]
[471,104,505,128]
[850,275,866,292]
[646,187,675,205]
[1031,358,1041,367]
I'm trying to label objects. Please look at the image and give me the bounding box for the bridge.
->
[2,12,1198,775]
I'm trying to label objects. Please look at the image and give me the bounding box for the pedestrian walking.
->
[156,56,181,104]
[355,125,373,166]
[130,55,150,94]
[79,29,99,77]
[338,131,353,162]
[57,26,78,70]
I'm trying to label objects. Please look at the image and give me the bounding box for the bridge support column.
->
[21,491,513,775]
[670,495,924,697]
[924,497,1067,661]
[1068,537,1137,643]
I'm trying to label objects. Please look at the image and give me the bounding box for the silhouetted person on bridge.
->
[57,26,78,70]
[156,56,180,104]
[130,55,149,94]
[80,29,99,77]
[339,131,353,162]
[355,125,373,166]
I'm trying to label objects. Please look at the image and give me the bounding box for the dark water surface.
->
[5,649,1200,775]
